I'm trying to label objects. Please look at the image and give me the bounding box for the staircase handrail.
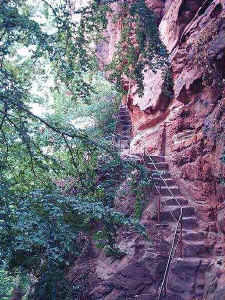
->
[157,210,183,300]
[144,152,183,222]
[143,152,184,300]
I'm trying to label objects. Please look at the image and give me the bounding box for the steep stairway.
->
[113,104,132,150]
[145,155,216,258]
[145,155,219,299]
[123,153,221,299]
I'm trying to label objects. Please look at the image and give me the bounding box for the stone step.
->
[151,171,171,179]
[174,257,211,262]
[153,178,177,186]
[120,123,131,126]
[167,217,198,229]
[152,210,177,222]
[119,109,129,116]
[146,162,169,170]
[119,138,130,142]
[119,119,131,122]
[119,126,131,129]
[147,155,166,163]
[181,217,198,229]
[181,231,207,242]
[182,240,214,257]
[117,134,130,138]
[119,121,130,124]
[176,130,194,139]
[172,257,211,271]
[120,129,131,133]
[116,133,130,137]
[131,154,166,163]
[164,206,195,218]
[119,131,131,135]
[154,185,181,196]
[155,206,196,223]
[161,196,189,206]
[119,116,130,121]
[119,114,129,118]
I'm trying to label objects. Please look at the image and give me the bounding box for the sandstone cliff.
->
[70,1,225,299]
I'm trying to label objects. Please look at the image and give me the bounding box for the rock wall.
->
[69,1,225,299]
[145,0,224,207]
[97,0,225,229]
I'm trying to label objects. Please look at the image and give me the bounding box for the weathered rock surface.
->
[68,153,224,299]
[70,0,225,299]
[129,0,225,217]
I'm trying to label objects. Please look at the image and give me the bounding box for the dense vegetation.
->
[106,0,172,96]
[0,0,168,298]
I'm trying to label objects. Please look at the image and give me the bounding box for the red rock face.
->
[161,0,225,213]
[96,2,122,70]
[69,1,225,299]
[113,0,225,216]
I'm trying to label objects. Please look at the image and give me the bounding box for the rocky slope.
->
[70,1,225,299]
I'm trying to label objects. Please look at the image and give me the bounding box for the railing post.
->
[180,215,183,257]
[158,195,161,224]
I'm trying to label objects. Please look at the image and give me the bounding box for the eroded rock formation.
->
[98,0,225,226]
[70,1,225,299]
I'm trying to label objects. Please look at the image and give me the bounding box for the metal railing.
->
[140,151,184,300]
[112,103,184,299]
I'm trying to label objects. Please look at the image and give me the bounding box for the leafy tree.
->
[0,1,149,299]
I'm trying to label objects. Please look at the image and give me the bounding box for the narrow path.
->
[147,155,215,259]
[114,104,132,150]
[115,104,222,299]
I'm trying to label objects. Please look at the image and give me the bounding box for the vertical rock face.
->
[96,2,122,70]
[70,1,225,299]
[100,0,225,211]
[98,0,225,213]
[158,0,225,216]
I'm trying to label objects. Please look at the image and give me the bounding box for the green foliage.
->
[51,72,120,139]
[0,269,15,299]
[128,165,153,219]
[0,1,150,299]
[221,154,225,163]
[106,0,169,96]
